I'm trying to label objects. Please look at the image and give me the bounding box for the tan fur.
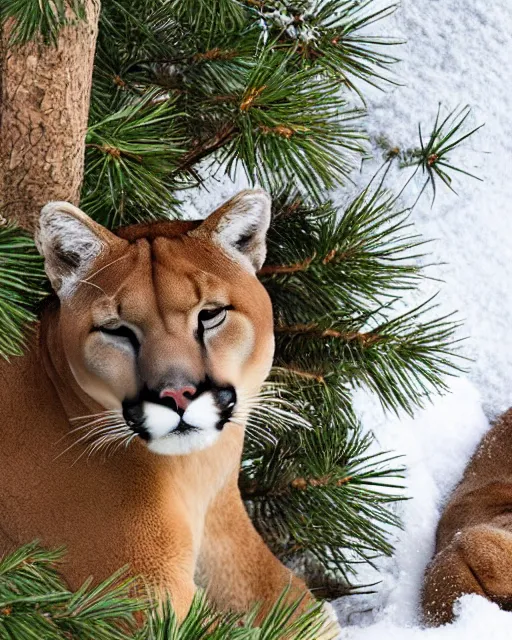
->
[0,192,339,635]
[422,408,512,625]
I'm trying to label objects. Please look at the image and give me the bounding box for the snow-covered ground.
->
[331,2,512,638]
[182,1,512,637]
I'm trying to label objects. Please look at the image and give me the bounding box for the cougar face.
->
[37,190,274,456]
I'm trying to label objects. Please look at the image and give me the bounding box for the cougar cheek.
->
[83,338,138,400]
[207,316,255,380]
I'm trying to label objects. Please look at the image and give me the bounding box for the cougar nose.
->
[160,385,196,411]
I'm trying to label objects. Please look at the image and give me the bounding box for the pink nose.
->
[160,386,196,411]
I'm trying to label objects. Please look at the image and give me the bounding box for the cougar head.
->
[36,190,274,456]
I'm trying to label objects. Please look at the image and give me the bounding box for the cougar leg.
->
[198,472,341,636]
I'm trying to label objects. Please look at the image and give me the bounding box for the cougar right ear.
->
[190,189,272,273]
[36,202,126,296]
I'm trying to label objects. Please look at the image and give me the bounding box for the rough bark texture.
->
[0,1,101,231]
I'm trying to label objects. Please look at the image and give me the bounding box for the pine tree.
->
[0,0,480,629]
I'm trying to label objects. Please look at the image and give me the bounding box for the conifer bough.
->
[0,543,327,639]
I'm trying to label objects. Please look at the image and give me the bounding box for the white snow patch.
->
[341,595,512,640]
[334,379,489,635]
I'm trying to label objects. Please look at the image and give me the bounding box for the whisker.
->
[66,416,123,435]
[74,429,127,466]
[111,432,134,456]
[87,436,116,460]
[58,417,125,445]
[55,416,128,461]
[78,279,108,296]
[83,254,131,283]
[230,386,312,446]
[82,434,119,463]
[126,433,137,448]
[56,427,108,459]
[70,410,121,422]
[84,427,133,462]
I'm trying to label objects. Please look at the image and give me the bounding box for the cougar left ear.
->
[191,189,272,273]
[35,201,126,296]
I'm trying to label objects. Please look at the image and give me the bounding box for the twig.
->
[174,124,236,174]
[280,365,325,383]
[275,323,382,346]
[241,474,352,500]
[258,255,315,275]
[85,144,142,163]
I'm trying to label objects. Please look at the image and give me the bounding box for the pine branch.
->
[260,186,425,322]
[82,91,185,227]
[164,0,247,35]
[378,104,484,203]
[0,543,142,639]
[414,105,484,201]
[258,256,315,276]
[1,0,85,46]
[140,590,327,639]
[218,50,365,198]
[243,422,405,581]
[175,124,237,175]
[274,301,464,416]
[242,174,465,580]
[89,2,369,202]
[246,0,401,92]
[275,322,382,346]
[0,224,47,359]
[0,544,328,640]
[241,471,354,499]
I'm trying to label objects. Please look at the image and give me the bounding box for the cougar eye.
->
[93,325,140,352]
[198,307,228,331]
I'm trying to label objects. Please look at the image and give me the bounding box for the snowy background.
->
[182,0,512,637]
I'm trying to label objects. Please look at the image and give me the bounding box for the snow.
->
[341,595,512,640]
[180,0,512,637]
[330,1,512,637]
[335,380,490,637]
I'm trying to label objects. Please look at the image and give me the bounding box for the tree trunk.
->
[0,1,101,232]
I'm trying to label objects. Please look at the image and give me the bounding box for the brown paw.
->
[423,525,512,626]
[457,525,512,605]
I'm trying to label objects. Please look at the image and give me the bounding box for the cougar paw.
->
[457,525,512,601]
[423,525,512,626]
[316,602,342,640]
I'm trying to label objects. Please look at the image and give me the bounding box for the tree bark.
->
[0,1,101,232]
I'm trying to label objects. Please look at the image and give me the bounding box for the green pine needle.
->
[165,0,247,35]
[251,0,401,92]
[242,421,405,581]
[82,91,186,227]
[0,545,328,640]
[220,50,366,198]
[0,224,47,359]
[261,186,425,321]
[1,0,85,46]
[396,104,484,202]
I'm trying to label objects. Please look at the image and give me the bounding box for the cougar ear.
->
[191,189,272,273]
[36,201,124,296]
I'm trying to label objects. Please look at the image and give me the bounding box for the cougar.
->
[0,189,339,637]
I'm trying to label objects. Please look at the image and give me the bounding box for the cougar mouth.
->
[122,383,236,456]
